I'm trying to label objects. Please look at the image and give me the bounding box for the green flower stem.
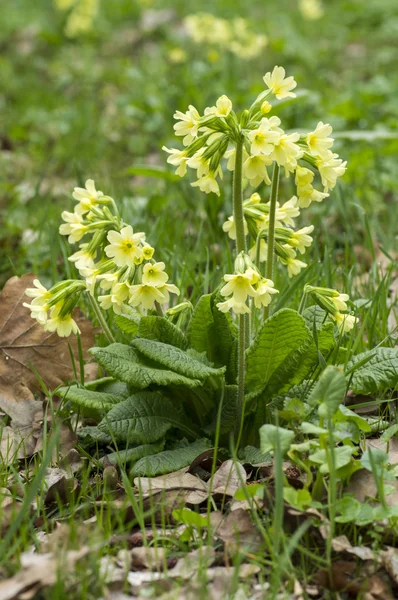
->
[264,162,280,320]
[87,293,116,344]
[233,138,248,443]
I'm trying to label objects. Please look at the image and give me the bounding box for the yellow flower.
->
[23,301,49,325]
[289,225,314,254]
[317,153,347,191]
[299,0,324,21]
[260,101,272,114]
[281,256,307,278]
[214,95,233,118]
[222,216,248,240]
[97,272,119,291]
[72,179,104,215]
[105,226,145,267]
[220,269,257,303]
[263,66,297,100]
[271,133,303,171]
[68,246,95,270]
[331,312,358,333]
[142,245,155,260]
[142,262,169,286]
[306,122,334,159]
[45,304,80,337]
[129,284,166,310]
[247,117,281,156]
[225,147,249,171]
[249,239,268,263]
[156,283,180,305]
[191,172,220,196]
[162,147,189,177]
[243,155,272,187]
[276,196,300,227]
[330,293,350,312]
[25,279,51,304]
[59,211,88,243]
[216,297,251,315]
[187,149,210,178]
[253,278,279,309]
[173,105,201,146]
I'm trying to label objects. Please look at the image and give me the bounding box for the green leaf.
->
[131,338,225,381]
[259,424,295,456]
[336,405,371,432]
[360,448,388,474]
[172,508,208,529]
[234,483,264,501]
[98,391,200,443]
[245,309,311,397]
[302,305,328,330]
[347,347,398,394]
[132,438,212,476]
[307,366,346,418]
[77,426,112,445]
[114,314,139,337]
[381,424,398,443]
[309,446,354,473]
[300,422,328,435]
[90,343,203,389]
[57,385,122,412]
[100,440,165,466]
[283,487,312,511]
[207,385,237,436]
[138,316,188,349]
[335,496,362,523]
[188,293,237,383]
[238,446,271,465]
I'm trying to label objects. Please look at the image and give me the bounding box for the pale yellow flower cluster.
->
[305,285,358,334]
[184,13,268,60]
[24,180,179,336]
[54,0,99,38]
[216,254,278,316]
[222,193,313,279]
[164,67,346,203]
[299,0,324,21]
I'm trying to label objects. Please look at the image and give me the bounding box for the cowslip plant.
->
[22,66,398,477]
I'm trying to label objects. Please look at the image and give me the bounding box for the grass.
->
[1,0,398,598]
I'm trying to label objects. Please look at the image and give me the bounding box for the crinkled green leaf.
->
[57,385,122,412]
[100,440,165,466]
[90,343,203,389]
[132,438,212,477]
[347,347,398,394]
[138,316,188,349]
[238,446,272,465]
[245,309,311,397]
[77,426,112,445]
[131,338,225,381]
[114,314,139,337]
[188,293,237,383]
[302,305,328,330]
[98,391,200,442]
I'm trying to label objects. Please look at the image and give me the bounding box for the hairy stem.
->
[233,138,247,443]
[87,293,116,344]
[264,162,280,320]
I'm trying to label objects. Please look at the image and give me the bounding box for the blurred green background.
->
[1,0,397,295]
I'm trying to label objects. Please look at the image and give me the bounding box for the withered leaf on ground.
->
[135,468,208,504]
[212,508,263,553]
[210,459,247,497]
[0,397,43,461]
[0,274,95,401]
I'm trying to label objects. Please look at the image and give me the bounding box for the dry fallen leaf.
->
[135,468,208,504]
[0,274,95,401]
[0,547,90,600]
[346,469,398,506]
[382,547,398,585]
[212,508,263,553]
[0,397,43,461]
[366,438,398,466]
[130,546,168,570]
[332,535,377,561]
[210,459,247,498]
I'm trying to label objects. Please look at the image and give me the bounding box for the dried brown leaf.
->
[130,546,168,571]
[135,468,208,504]
[213,508,263,553]
[0,274,95,401]
[210,459,247,497]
